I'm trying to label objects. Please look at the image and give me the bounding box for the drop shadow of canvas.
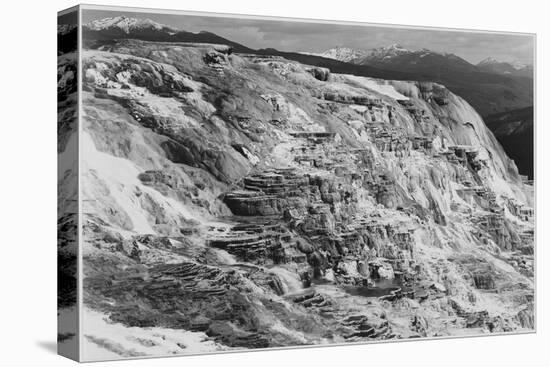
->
[35,340,57,354]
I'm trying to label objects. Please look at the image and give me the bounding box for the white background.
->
[0,0,547,365]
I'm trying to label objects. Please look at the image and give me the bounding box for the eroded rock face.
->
[79,39,534,357]
[224,190,281,216]
[306,66,331,81]
[516,305,535,329]
[473,272,496,290]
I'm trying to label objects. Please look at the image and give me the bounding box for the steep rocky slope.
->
[485,107,534,180]
[78,38,534,360]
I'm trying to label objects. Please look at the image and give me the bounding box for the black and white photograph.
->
[54,4,538,361]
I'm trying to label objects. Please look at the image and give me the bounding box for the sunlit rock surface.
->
[77,39,534,359]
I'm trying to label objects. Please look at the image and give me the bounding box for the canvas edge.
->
[57,4,82,362]
[532,32,538,335]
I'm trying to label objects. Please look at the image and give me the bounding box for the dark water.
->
[310,277,333,286]
[344,278,402,298]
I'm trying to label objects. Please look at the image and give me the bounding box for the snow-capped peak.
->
[385,43,409,51]
[310,44,458,65]
[86,16,177,34]
[510,60,530,70]
[477,57,531,71]
[366,44,414,60]
[312,46,369,62]
[477,57,500,66]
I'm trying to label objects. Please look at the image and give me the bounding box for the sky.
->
[82,9,534,64]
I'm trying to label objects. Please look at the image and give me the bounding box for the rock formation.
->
[72,36,534,358]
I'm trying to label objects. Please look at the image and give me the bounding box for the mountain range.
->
[82,16,255,53]
[315,45,533,78]
[477,57,534,78]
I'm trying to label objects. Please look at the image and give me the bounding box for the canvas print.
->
[58,5,535,361]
